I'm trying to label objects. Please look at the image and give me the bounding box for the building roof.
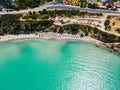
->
[54,17,62,26]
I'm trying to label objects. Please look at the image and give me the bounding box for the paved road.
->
[0,4,120,15]
[0,5,46,15]
[46,5,120,15]
[0,4,120,36]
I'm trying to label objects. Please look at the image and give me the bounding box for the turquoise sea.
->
[0,39,120,90]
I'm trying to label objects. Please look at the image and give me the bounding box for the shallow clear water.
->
[0,39,120,90]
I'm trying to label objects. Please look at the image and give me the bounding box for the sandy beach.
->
[0,32,120,55]
[0,34,38,42]
[0,32,102,44]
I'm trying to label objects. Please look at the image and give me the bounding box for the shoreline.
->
[0,32,119,55]
[0,32,102,44]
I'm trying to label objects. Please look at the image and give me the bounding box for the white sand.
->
[0,34,38,42]
[0,32,102,44]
